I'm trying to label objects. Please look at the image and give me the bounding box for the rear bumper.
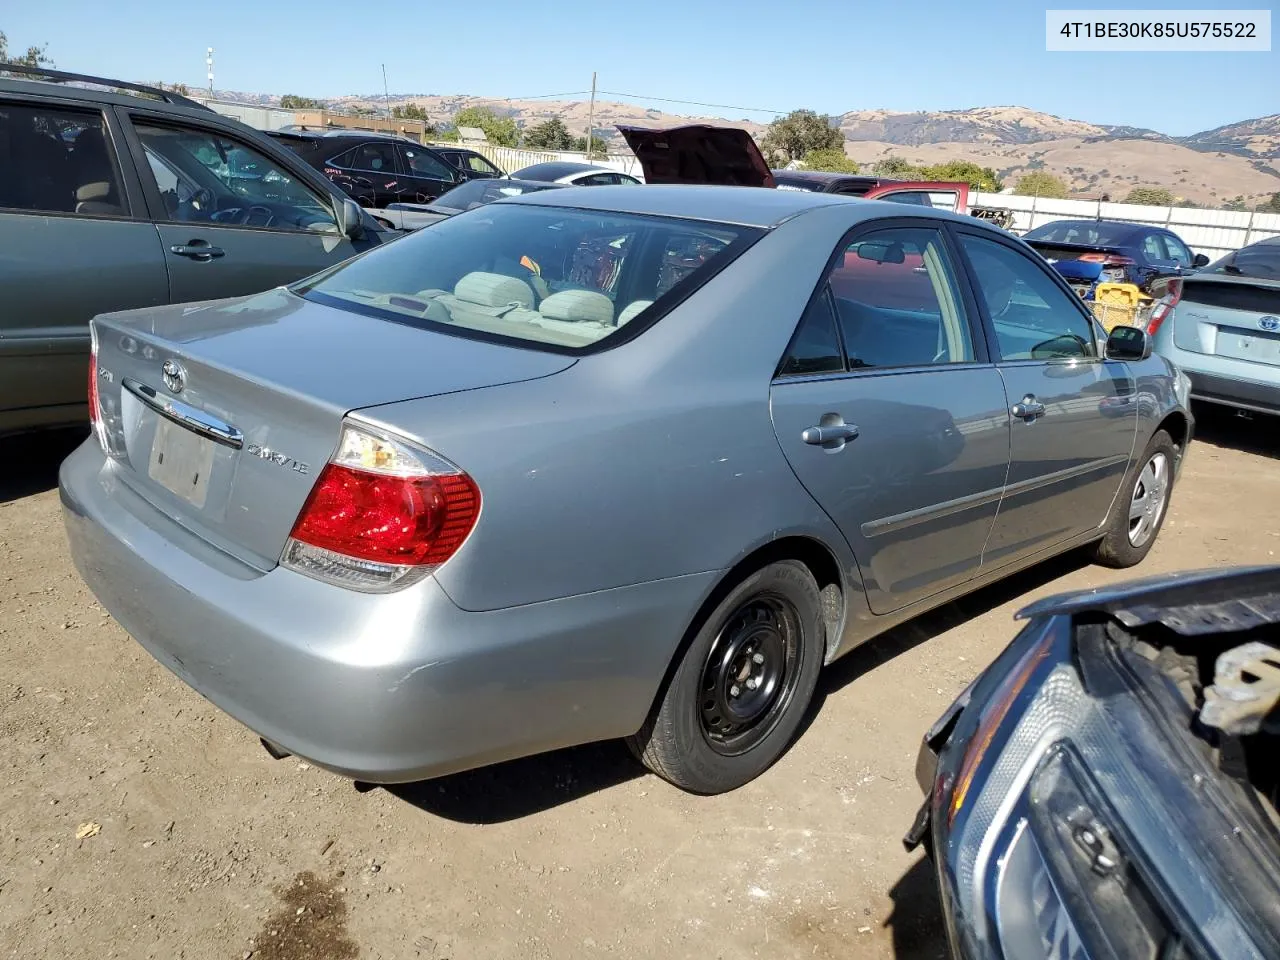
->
[1156,337,1280,415]
[60,439,714,783]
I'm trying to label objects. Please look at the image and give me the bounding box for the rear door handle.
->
[802,419,860,447]
[170,242,226,261]
[1011,395,1046,420]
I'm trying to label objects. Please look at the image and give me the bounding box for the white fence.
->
[970,192,1280,261]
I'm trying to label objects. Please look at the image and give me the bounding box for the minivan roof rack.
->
[0,63,214,112]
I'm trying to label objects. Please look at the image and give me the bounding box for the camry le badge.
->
[161,359,186,395]
[1259,316,1279,332]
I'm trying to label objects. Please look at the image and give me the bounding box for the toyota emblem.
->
[161,359,186,394]
[1259,316,1280,332]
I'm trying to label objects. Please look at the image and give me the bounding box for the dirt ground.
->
[2,407,1277,960]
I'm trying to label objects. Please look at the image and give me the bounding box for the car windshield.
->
[772,176,824,192]
[298,203,759,351]
[1024,221,1135,245]
[1206,240,1280,280]
[431,179,559,210]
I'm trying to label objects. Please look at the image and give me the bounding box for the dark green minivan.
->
[0,66,386,436]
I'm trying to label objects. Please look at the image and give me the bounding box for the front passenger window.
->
[960,234,1097,361]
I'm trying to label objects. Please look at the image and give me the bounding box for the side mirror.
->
[1192,253,1210,268]
[1105,325,1153,362]
[335,197,365,240]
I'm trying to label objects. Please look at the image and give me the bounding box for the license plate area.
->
[148,417,216,508]
[1215,327,1280,367]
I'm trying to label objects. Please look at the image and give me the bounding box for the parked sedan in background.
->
[371,177,567,231]
[1023,218,1210,294]
[908,565,1280,960]
[270,130,466,206]
[1150,234,1280,416]
[433,146,505,179]
[0,65,383,437]
[510,160,642,185]
[62,185,1190,799]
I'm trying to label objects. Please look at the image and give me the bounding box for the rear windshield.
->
[1205,241,1280,281]
[773,176,824,192]
[298,202,760,351]
[1024,221,1135,246]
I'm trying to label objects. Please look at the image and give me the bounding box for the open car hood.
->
[615,124,775,188]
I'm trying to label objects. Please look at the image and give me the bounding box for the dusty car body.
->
[61,185,1192,796]
[908,565,1280,960]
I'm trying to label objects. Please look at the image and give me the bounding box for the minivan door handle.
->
[1011,395,1046,420]
[170,241,226,261]
[802,418,860,448]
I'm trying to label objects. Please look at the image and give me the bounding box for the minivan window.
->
[299,204,759,351]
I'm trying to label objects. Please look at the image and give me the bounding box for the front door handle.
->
[1011,395,1046,420]
[802,418,860,448]
[171,241,226,261]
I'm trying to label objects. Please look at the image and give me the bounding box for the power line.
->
[598,90,789,116]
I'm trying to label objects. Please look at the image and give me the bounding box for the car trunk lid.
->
[91,287,575,569]
[615,124,775,188]
[1171,275,1280,366]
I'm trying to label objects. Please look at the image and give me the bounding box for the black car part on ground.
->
[908,566,1280,960]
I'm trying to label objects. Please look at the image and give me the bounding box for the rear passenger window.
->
[960,234,1097,361]
[825,226,974,368]
[0,103,124,216]
[778,293,844,377]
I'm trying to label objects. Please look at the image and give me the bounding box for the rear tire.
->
[1092,429,1176,569]
[627,560,824,794]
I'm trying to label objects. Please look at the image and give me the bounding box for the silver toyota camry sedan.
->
[60,185,1194,795]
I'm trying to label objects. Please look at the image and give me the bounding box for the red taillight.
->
[290,463,479,566]
[1078,253,1134,266]
[88,351,100,427]
[1145,278,1182,336]
[282,422,480,591]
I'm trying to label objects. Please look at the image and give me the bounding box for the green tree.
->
[1014,171,1069,198]
[161,81,190,96]
[1262,192,1280,213]
[872,155,919,177]
[1223,195,1248,211]
[0,30,53,67]
[1124,186,1174,206]
[391,103,430,121]
[452,106,519,147]
[571,134,609,155]
[281,94,324,109]
[760,109,843,165]
[922,160,1003,192]
[801,148,859,174]
[523,117,574,150]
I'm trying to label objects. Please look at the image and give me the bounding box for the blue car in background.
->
[1023,219,1210,296]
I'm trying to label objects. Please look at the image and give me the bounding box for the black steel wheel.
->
[628,560,825,794]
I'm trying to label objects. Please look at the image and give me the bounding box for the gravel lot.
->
[2,408,1277,960]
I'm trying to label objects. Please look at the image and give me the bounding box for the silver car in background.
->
[1150,235,1280,417]
[61,185,1192,795]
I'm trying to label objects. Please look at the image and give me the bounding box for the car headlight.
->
[929,620,1205,960]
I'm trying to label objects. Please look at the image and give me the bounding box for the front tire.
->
[628,560,824,794]
[1092,429,1176,568]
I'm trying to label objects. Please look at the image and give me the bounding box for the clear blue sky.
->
[5,1,1276,136]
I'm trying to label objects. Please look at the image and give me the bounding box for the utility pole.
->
[206,47,214,97]
[585,71,597,159]
[382,63,390,133]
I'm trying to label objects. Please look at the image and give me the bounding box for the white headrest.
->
[539,289,615,325]
[453,272,535,309]
[616,300,653,326]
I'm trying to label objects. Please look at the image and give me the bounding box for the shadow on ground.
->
[385,740,644,824]
[886,855,949,960]
[1190,402,1279,460]
[0,427,88,504]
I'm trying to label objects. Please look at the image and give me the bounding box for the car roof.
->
[1030,218,1145,234]
[513,161,608,180]
[772,170,879,185]
[0,71,218,120]
[501,183,992,229]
